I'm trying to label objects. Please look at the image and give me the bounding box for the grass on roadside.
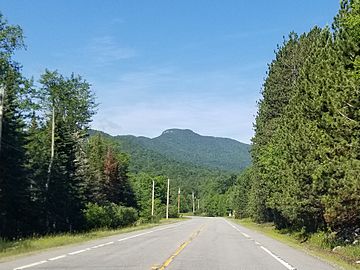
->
[0,218,185,261]
[230,218,360,270]
[180,212,194,216]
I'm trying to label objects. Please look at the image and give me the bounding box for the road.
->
[0,217,338,270]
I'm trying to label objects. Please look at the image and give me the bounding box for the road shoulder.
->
[228,218,359,270]
[0,218,187,263]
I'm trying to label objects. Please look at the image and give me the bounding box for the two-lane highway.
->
[0,217,338,270]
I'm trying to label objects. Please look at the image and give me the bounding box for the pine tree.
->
[321,0,360,238]
[0,14,33,238]
[84,135,136,207]
[37,70,96,232]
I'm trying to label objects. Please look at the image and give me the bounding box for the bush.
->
[107,203,138,228]
[83,203,138,229]
[83,203,111,229]
[139,198,165,222]
[308,231,340,249]
[168,205,179,218]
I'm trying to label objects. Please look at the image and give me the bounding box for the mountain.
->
[94,128,251,172]
[136,129,250,172]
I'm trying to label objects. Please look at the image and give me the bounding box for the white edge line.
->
[224,219,296,270]
[223,219,252,239]
[14,260,47,270]
[68,249,87,255]
[14,223,181,270]
[48,254,66,261]
[260,246,296,270]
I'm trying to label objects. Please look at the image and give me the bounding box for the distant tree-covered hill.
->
[114,128,251,172]
[89,129,251,213]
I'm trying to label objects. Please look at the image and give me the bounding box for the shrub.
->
[139,198,165,222]
[83,203,111,229]
[168,205,179,218]
[83,203,138,229]
[107,203,138,228]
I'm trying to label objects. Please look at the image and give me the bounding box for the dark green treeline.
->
[1,0,359,240]
[0,12,191,239]
[0,10,228,238]
[0,14,141,238]
[230,0,359,240]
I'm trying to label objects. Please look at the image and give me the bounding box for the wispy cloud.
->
[90,65,261,143]
[84,36,136,66]
[93,64,262,104]
[92,98,256,144]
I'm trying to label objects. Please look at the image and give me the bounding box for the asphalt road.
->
[0,217,338,270]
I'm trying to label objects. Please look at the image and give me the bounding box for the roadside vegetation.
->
[225,1,360,267]
[231,218,360,269]
[0,0,359,267]
[0,218,182,261]
[0,11,183,242]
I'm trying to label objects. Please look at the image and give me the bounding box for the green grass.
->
[180,212,195,216]
[0,218,185,261]
[230,218,360,270]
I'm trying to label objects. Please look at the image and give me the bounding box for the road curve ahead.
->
[1,217,337,270]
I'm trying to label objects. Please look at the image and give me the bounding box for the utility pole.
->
[151,180,155,217]
[177,187,181,214]
[192,191,195,213]
[197,198,200,212]
[0,85,4,154]
[166,178,170,219]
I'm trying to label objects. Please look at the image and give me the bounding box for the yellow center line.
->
[151,224,205,270]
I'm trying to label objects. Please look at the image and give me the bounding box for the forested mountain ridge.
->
[147,129,251,171]
[89,129,241,216]
[102,128,251,172]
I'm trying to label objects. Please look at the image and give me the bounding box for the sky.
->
[1,1,339,143]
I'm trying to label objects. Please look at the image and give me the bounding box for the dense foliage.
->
[83,203,138,229]
[91,129,238,216]
[0,14,139,238]
[0,12,241,238]
[229,0,360,242]
[1,1,358,244]
[115,128,251,172]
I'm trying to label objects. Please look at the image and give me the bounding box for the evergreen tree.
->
[37,70,96,232]
[0,14,32,238]
[322,0,360,237]
[84,135,136,207]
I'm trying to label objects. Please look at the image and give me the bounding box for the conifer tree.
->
[0,14,33,238]
[37,70,96,232]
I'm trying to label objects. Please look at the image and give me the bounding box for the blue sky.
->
[2,1,339,143]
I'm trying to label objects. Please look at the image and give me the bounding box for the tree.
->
[84,135,136,207]
[0,13,33,238]
[131,173,167,221]
[231,168,253,219]
[322,0,360,238]
[249,11,359,238]
[36,70,96,232]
